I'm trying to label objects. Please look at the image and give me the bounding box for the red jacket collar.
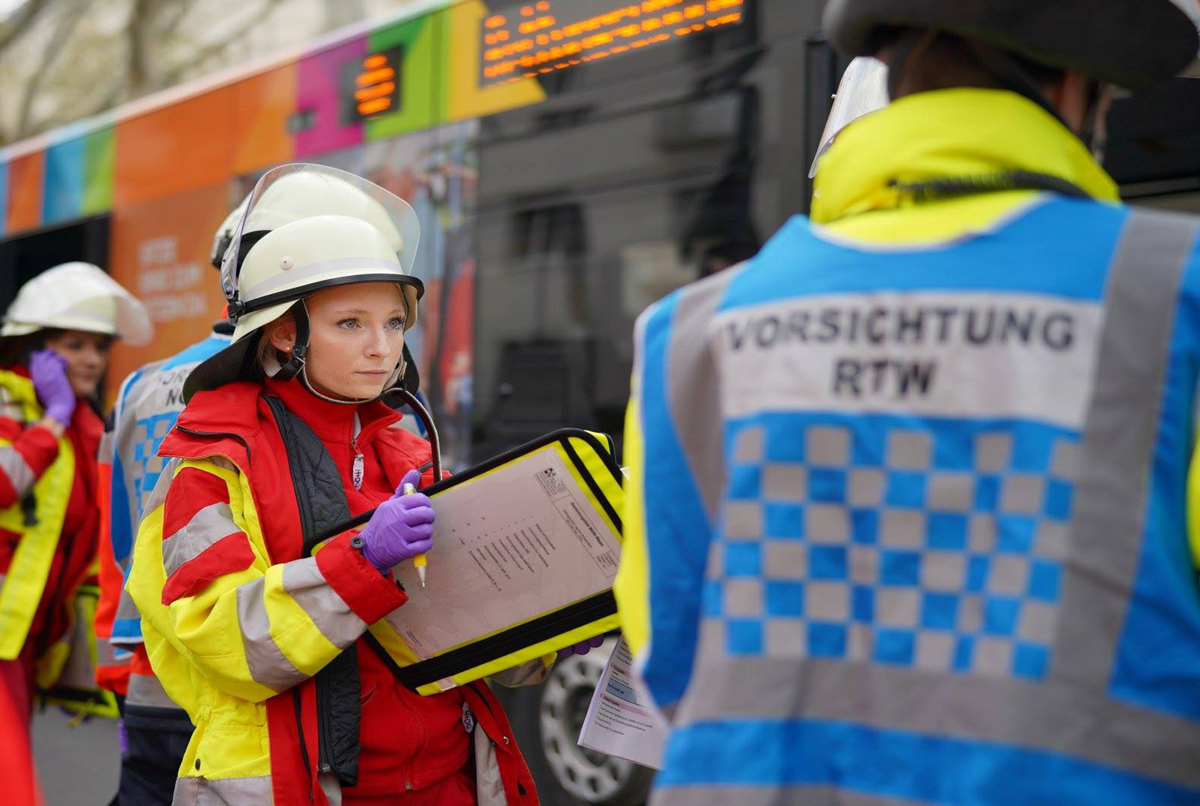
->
[161,379,404,465]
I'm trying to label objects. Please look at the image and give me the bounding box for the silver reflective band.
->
[243,256,407,302]
[665,267,745,523]
[1051,210,1200,690]
[280,557,366,650]
[236,576,307,693]
[0,446,36,499]
[127,672,182,710]
[162,503,238,576]
[173,774,273,804]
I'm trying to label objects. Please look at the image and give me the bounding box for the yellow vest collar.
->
[811,89,1120,225]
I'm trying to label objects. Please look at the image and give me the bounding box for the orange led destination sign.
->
[481,0,746,87]
[341,46,403,122]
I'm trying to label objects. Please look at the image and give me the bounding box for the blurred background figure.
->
[0,262,149,736]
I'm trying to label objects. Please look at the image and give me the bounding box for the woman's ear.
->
[266,313,297,353]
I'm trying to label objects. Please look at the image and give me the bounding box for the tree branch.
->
[15,0,88,137]
[155,0,283,89]
[0,0,50,53]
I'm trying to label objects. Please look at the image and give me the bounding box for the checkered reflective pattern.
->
[130,412,178,512]
[705,419,1078,681]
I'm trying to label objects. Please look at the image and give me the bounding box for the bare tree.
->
[0,0,50,52]
[0,0,424,146]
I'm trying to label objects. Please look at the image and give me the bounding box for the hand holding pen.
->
[360,469,434,581]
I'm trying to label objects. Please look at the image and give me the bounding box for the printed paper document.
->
[578,636,669,770]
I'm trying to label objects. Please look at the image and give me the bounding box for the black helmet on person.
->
[823,0,1199,90]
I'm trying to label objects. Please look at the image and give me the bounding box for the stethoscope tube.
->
[310,385,442,544]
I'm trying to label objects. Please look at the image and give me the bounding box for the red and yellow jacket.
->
[0,367,117,718]
[128,378,541,805]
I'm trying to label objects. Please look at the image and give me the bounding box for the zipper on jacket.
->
[398,680,428,791]
[293,688,317,802]
[317,678,333,774]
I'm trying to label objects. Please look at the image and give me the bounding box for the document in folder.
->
[387,430,623,694]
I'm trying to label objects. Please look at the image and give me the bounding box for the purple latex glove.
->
[558,636,605,659]
[359,470,435,574]
[117,718,129,756]
[29,349,75,426]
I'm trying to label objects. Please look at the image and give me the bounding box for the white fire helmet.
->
[1,262,152,346]
[184,164,422,401]
[210,196,250,269]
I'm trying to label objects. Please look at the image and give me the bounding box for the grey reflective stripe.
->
[675,649,1200,791]
[0,446,35,498]
[126,672,183,711]
[1051,209,1200,690]
[173,774,274,805]
[236,577,307,693]
[319,772,342,806]
[162,503,238,576]
[96,636,121,669]
[143,458,180,517]
[652,785,928,806]
[280,557,366,649]
[665,266,745,521]
[675,210,1200,792]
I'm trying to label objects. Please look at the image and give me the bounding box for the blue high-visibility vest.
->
[633,197,1200,805]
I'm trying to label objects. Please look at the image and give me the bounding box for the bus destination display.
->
[481,0,746,87]
[340,46,403,122]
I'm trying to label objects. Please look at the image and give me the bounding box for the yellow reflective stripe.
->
[1187,442,1200,572]
[250,561,340,683]
[0,434,74,660]
[615,397,651,657]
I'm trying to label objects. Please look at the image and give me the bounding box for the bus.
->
[1,1,1198,802]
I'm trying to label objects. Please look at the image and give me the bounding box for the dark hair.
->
[885,29,1066,99]
[0,329,61,368]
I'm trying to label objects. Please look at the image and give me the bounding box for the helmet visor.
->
[220,163,421,306]
[809,57,890,178]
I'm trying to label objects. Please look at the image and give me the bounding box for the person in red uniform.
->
[129,165,554,805]
[0,262,150,731]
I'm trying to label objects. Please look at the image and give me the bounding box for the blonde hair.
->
[254,309,296,375]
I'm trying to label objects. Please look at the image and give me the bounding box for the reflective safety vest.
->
[0,371,117,718]
[623,198,1200,804]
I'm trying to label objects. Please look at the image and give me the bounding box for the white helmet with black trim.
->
[1,262,152,346]
[184,164,423,402]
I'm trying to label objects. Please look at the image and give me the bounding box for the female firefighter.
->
[128,165,551,806]
[0,262,151,730]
